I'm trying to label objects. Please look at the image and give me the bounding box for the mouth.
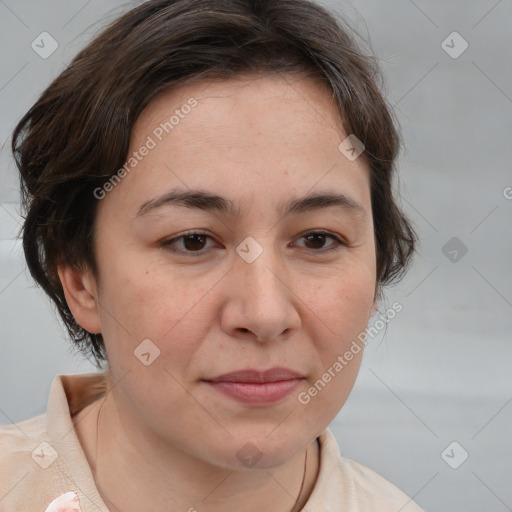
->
[202,367,305,405]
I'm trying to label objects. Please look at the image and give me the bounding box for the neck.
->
[73,389,320,512]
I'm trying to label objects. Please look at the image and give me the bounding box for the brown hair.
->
[12,0,417,368]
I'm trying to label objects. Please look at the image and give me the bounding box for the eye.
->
[161,229,346,257]
[161,231,216,256]
[294,231,346,253]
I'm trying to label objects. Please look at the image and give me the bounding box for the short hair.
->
[12,0,418,368]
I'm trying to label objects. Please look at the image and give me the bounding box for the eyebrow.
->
[136,188,366,220]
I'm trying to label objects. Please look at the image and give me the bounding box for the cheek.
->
[96,252,174,329]
[96,258,216,369]
[295,260,373,424]
[306,259,375,348]
[296,351,363,441]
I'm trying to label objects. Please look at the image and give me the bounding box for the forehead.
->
[132,72,348,158]
[138,72,344,129]
[104,73,370,218]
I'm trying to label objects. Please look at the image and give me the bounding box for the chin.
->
[209,431,308,470]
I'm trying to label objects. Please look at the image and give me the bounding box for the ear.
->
[57,264,102,334]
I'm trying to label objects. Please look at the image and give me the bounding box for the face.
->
[73,73,377,469]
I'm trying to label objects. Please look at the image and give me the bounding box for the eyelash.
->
[161,230,347,257]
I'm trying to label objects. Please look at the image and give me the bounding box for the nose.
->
[220,244,301,343]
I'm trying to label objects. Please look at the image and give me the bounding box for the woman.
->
[1,1,422,510]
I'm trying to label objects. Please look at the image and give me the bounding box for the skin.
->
[60,72,378,512]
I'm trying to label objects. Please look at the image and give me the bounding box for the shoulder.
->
[0,411,82,511]
[0,373,110,511]
[0,414,52,509]
[337,457,424,511]
[316,429,425,511]
[0,412,47,462]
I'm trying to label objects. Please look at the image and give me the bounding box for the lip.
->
[203,367,304,405]
[206,367,303,383]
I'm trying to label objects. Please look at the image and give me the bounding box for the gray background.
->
[1,1,511,510]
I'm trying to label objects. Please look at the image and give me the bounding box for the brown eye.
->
[181,234,208,251]
[296,231,345,253]
[161,231,215,256]
[304,233,328,250]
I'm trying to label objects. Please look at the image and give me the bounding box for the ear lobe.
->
[57,264,102,334]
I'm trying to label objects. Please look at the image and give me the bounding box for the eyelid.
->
[292,230,347,251]
[160,230,215,254]
[161,229,347,256]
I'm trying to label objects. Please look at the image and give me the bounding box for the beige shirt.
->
[0,372,424,511]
